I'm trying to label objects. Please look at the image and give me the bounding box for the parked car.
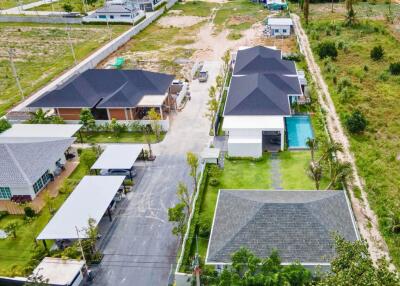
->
[198,69,209,82]
[100,167,137,178]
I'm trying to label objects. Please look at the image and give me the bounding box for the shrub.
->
[370,45,384,61]
[208,165,222,178]
[389,62,400,75]
[198,218,211,238]
[0,211,9,220]
[0,119,11,133]
[24,207,36,218]
[316,41,338,60]
[209,178,220,186]
[337,77,352,92]
[379,71,390,81]
[79,149,97,170]
[339,87,355,103]
[345,110,367,133]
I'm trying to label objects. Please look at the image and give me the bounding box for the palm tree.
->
[325,161,352,190]
[383,211,400,234]
[306,138,318,163]
[308,161,322,190]
[345,0,357,26]
[28,108,51,124]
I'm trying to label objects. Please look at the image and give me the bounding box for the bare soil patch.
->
[158,15,206,28]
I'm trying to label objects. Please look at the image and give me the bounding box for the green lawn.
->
[0,149,96,276]
[28,0,104,12]
[80,131,165,144]
[0,0,37,9]
[304,12,400,266]
[0,23,129,116]
[172,1,218,17]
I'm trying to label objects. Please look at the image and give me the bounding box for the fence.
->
[10,0,178,113]
[65,118,170,131]
[0,15,82,24]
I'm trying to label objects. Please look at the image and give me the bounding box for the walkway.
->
[292,13,391,265]
[270,153,282,190]
[91,61,220,286]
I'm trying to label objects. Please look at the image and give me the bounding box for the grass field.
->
[0,23,129,116]
[303,9,400,266]
[28,0,104,12]
[0,149,95,276]
[0,0,37,9]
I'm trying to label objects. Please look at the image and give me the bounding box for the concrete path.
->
[91,61,220,286]
[0,0,64,15]
[270,153,282,190]
[292,14,391,265]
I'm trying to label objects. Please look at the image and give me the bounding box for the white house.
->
[222,46,304,158]
[86,3,143,23]
[266,17,293,37]
[0,137,74,200]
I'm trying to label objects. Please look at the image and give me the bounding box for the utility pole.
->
[75,226,90,274]
[106,16,112,41]
[65,25,77,65]
[8,48,24,100]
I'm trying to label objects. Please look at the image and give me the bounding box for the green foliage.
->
[0,119,11,133]
[316,41,338,60]
[147,108,162,141]
[198,217,211,238]
[318,236,399,286]
[23,207,36,219]
[79,108,95,132]
[370,45,384,61]
[208,165,222,178]
[389,62,400,75]
[4,221,19,239]
[109,118,127,137]
[187,152,199,188]
[345,110,367,133]
[168,202,186,237]
[208,178,220,186]
[79,148,98,170]
[0,211,9,220]
[62,3,73,12]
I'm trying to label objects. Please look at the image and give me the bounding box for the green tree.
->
[206,86,218,124]
[142,124,154,159]
[325,161,352,190]
[79,108,95,132]
[222,50,230,73]
[345,0,357,26]
[177,182,192,216]
[62,3,73,13]
[50,115,65,124]
[168,202,186,238]
[318,236,400,286]
[5,221,19,239]
[0,118,11,133]
[345,110,367,133]
[370,45,384,61]
[28,108,52,124]
[186,152,199,188]
[86,0,98,6]
[389,62,400,75]
[147,108,162,142]
[316,41,338,60]
[308,161,322,190]
[306,138,317,163]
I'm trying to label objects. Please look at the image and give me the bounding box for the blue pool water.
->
[285,116,314,149]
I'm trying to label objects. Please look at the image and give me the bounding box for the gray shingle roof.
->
[95,5,135,13]
[233,46,296,76]
[206,190,359,265]
[28,69,174,109]
[0,137,74,188]
[224,73,301,116]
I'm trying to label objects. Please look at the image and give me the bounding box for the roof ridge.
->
[100,81,130,105]
[4,144,32,185]
[257,75,289,114]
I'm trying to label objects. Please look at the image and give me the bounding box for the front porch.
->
[0,160,78,215]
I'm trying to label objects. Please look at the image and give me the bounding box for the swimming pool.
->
[285,116,314,149]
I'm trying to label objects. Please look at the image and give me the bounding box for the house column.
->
[159,106,164,120]
[280,129,284,151]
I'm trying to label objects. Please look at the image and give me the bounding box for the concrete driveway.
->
[92,61,221,286]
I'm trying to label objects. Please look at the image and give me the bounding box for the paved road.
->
[0,0,65,15]
[92,61,221,286]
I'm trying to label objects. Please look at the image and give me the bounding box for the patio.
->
[0,160,78,215]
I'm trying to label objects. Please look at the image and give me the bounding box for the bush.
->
[337,77,352,92]
[208,165,222,178]
[370,45,384,61]
[345,110,367,133]
[389,62,400,75]
[198,218,211,238]
[79,149,97,169]
[0,211,9,220]
[209,178,220,186]
[0,119,11,133]
[339,87,355,103]
[24,207,36,218]
[316,41,338,60]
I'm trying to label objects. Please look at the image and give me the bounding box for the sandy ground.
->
[292,13,393,268]
[157,15,206,28]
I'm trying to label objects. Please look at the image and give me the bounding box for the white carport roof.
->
[91,144,143,170]
[223,116,285,130]
[136,94,167,107]
[201,147,221,160]
[37,176,124,240]
[0,124,82,138]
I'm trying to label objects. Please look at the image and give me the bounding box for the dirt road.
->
[292,13,392,266]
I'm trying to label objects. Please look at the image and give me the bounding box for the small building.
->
[28,69,175,122]
[200,147,221,164]
[0,137,75,200]
[31,257,85,286]
[85,1,144,23]
[206,190,359,270]
[265,0,288,10]
[130,0,166,11]
[266,17,293,37]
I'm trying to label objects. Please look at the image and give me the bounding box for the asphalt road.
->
[92,61,221,286]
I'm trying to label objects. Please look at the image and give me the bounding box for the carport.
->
[91,144,144,179]
[0,124,82,138]
[37,176,125,246]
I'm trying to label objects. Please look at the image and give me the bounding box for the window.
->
[0,187,11,199]
[274,29,279,33]
[120,14,131,17]
[283,29,287,33]
[33,170,50,194]
[110,15,114,19]
[99,15,106,19]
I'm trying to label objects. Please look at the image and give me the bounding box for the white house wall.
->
[270,25,291,36]
[7,186,35,200]
[228,140,262,158]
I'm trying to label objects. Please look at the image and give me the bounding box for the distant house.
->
[222,46,305,157]
[265,0,288,10]
[206,190,359,270]
[90,5,141,22]
[28,69,175,122]
[266,17,293,37]
[130,0,166,11]
[0,137,74,200]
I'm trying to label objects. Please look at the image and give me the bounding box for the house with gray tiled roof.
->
[205,190,359,269]
[0,137,74,201]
